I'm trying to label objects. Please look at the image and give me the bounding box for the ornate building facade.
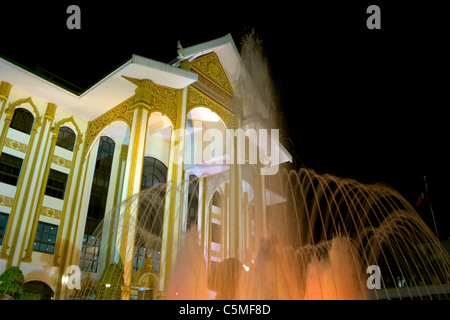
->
[0,34,291,299]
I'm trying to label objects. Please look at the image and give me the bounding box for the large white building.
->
[0,34,291,299]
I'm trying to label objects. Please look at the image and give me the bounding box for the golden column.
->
[115,79,152,300]
[52,124,84,300]
[221,183,230,260]
[0,82,12,160]
[21,104,62,265]
[253,165,267,254]
[0,83,15,157]
[242,191,249,263]
[0,81,12,117]
[158,86,188,298]
[229,114,243,261]
[3,103,53,267]
[199,177,207,254]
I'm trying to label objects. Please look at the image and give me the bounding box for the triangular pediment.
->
[190,52,233,96]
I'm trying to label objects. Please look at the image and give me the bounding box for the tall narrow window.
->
[85,136,115,235]
[187,174,199,231]
[80,136,115,273]
[133,156,167,273]
[211,191,221,244]
[0,212,9,245]
[0,153,24,186]
[10,108,34,134]
[141,156,167,190]
[56,126,76,151]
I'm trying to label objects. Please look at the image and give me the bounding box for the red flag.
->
[416,188,430,210]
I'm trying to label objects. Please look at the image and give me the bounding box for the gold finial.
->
[143,254,153,270]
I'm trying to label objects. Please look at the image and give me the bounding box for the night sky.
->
[1,1,448,240]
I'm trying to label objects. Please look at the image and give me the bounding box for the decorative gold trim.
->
[44,103,57,120]
[2,110,42,266]
[212,212,221,221]
[0,82,12,101]
[21,132,58,263]
[53,116,83,151]
[124,77,179,127]
[120,144,128,160]
[7,97,41,119]
[192,74,233,111]
[19,103,58,264]
[0,195,14,207]
[4,138,27,153]
[0,97,42,156]
[82,97,133,160]
[40,206,62,220]
[119,103,149,300]
[0,82,12,115]
[48,117,82,266]
[186,86,236,129]
[52,155,72,168]
[191,52,233,96]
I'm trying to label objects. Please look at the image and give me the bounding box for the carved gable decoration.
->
[82,97,134,159]
[191,52,233,97]
[188,53,234,114]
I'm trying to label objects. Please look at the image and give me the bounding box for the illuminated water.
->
[72,167,450,300]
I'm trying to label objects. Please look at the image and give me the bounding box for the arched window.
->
[133,157,168,273]
[86,136,115,233]
[22,281,54,300]
[211,190,221,244]
[56,126,76,151]
[141,157,167,190]
[10,108,34,134]
[0,212,9,245]
[212,190,221,207]
[80,136,115,273]
[187,174,199,231]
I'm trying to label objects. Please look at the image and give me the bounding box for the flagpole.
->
[424,176,440,240]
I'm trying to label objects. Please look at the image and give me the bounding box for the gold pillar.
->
[242,191,249,262]
[0,81,12,116]
[2,102,46,267]
[158,87,187,298]
[221,183,230,260]
[51,122,83,300]
[60,137,90,276]
[229,162,243,260]
[21,106,61,265]
[0,92,15,158]
[115,80,152,300]
[52,122,83,266]
[105,144,128,265]
[199,177,207,253]
[206,199,213,273]
[253,165,267,254]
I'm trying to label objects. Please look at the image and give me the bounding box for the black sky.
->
[1,1,448,239]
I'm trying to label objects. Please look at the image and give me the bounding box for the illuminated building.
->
[0,34,291,299]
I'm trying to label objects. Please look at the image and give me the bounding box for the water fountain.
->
[69,32,450,300]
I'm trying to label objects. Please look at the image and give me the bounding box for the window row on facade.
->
[0,107,76,256]
[0,212,59,254]
[10,108,77,150]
